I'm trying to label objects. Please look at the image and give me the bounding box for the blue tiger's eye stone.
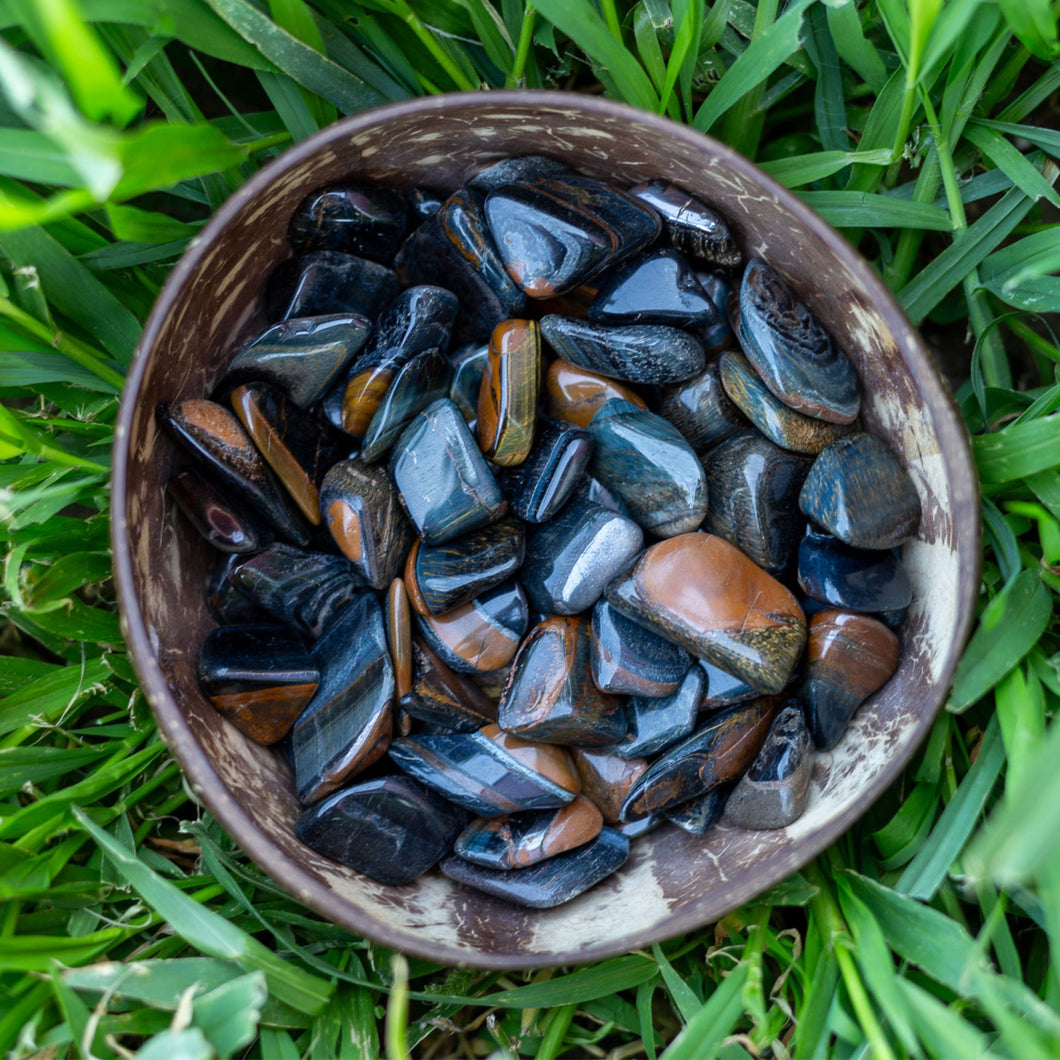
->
[589,249,719,328]
[287,183,408,262]
[614,664,704,759]
[501,417,593,524]
[799,433,921,550]
[587,399,708,538]
[400,637,497,732]
[695,271,736,353]
[797,531,913,613]
[468,154,569,191]
[590,599,691,699]
[665,784,730,834]
[295,775,467,885]
[390,398,507,545]
[449,342,489,425]
[207,554,267,625]
[698,658,758,712]
[654,361,745,455]
[628,180,741,268]
[738,259,860,424]
[267,251,400,322]
[439,826,629,908]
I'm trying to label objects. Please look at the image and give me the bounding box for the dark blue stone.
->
[665,785,730,834]
[628,180,741,268]
[797,531,913,612]
[695,272,736,353]
[615,665,704,759]
[400,638,497,732]
[589,249,719,328]
[590,599,691,699]
[467,154,569,191]
[207,554,266,625]
[699,658,758,712]
[501,418,593,524]
[287,183,408,262]
[449,342,489,424]
[266,251,400,321]
[654,362,745,455]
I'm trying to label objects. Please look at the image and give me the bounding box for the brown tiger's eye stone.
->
[545,359,646,427]
[386,578,412,699]
[572,749,649,824]
[606,533,806,694]
[401,637,497,731]
[482,724,581,796]
[477,318,541,467]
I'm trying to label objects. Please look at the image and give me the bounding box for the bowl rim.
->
[112,89,981,969]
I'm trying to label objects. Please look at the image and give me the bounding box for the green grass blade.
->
[798,190,951,229]
[760,147,891,188]
[659,960,750,1059]
[479,955,658,1007]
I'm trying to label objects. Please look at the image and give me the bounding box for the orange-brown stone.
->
[477,318,540,466]
[545,359,646,427]
[572,748,649,824]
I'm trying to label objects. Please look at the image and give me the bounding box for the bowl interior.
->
[113,92,979,968]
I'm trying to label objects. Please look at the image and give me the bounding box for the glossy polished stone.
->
[738,260,860,424]
[699,658,758,712]
[571,749,648,824]
[498,616,627,746]
[485,175,660,297]
[800,610,900,749]
[620,698,779,820]
[540,316,705,385]
[797,531,913,613]
[628,180,741,267]
[439,827,628,909]
[724,702,812,828]
[267,251,399,321]
[414,579,528,675]
[388,725,578,817]
[287,183,408,261]
[230,383,338,525]
[719,350,854,455]
[590,249,719,329]
[230,543,364,640]
[400,636,497,732]
[320,459,413,591]
[405,186,446,223]
[606,533,807,694]
[655,361,745,455]
[545,358,647,427]
[702,431,811,574]
[477,318,541,466]
[501,417,592,524]
[359,347,452,463]
[167,469,268,554]
[158,399,308,545]
[467,154,569,191]
[591,599,691,699]
[414,518,525,615]
[449,343,488,424]
[454,794,603,870]
[207,554,265,625]
[386,578,412,700]
[799,433,921,549]
[665,785,730,834]
[295,775,466,885]
[588,399,708,538]
[391,398,507,544]
[341,285,459,438]
[199,624,318,744]
[522,502,643,616]
[615,665,704,759]
[225,314,371,408]
[695,272,736,353]
[292,593,394,804]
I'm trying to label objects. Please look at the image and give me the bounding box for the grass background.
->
[2,0,1060,1056]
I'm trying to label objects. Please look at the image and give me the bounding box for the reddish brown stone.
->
[572,749,649,824]
[387,578,412,699]
[209,684,317,745]
[545,359,646,427]
[477,318,540,466]
[483,724,581,796]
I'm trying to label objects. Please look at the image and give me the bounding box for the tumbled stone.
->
[799,433,921,549]
[287,183,408,261]
[541,316,705,385]
[738,260,860,424]
[702,431,811,574]
[386,578,412,700]
[405,186,446,223]
[655,361,745,455]
[615,665,704,759]
[628,180,741,267]
[501,417,592,524]
[207,554,265,625]
[158,399,309,545]
[267,251,399,321]
[467,154,569,191]
[665,785,731,835]
[589,249,719,328]
[571,748,648,825]
[391,398,507,544]
[292,593,394,804]
[440,827,628,909]
[199,624,318,744]
[449,342,488,424]
[320,459,413,591]
[167,469,269,554]
[800,610,900,749]
[400,636,497,732]
[613,815,663,839]
[498,616,627,746]
[719,350,854,455]
[797,531,913,613]
[699,658,758,712]
[414,518,525,615]
[522,502,643,616]
[477,318,541,466]
[606,533,807,694]
[454,794,603,870]
[695,272,736,353]
[295,775,467,885]
[590,599,691,698]
[588,399,709,537]
[620,698,779,820]
[545,358,647,427]
[724,702,812,828]
[225,314,372,408]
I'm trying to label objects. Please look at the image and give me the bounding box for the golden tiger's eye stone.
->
[477,318,541,467]
[545,359,646,428]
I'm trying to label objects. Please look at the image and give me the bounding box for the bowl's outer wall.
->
[113,92,979,968]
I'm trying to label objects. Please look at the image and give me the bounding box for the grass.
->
[1,0,1060,1055]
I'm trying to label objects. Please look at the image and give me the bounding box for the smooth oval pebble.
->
[501,417,593,524]
[267,251,399,322]
[287,182,408,261]
[628,180,741,267]
[167,469,269,554]
[589,249,719,328]
[477,318,541,466]
[386,578,412,700]
[615,665,704,760]
[654,361,746,455]
[545,358,647,427]
[797,531,913,613]
[590,598,691,698]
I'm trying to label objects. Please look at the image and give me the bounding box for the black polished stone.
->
[699,658,758,712]
[501,417,593,524]
[416,518,525,615]
[391,398,506,544]
[665,785,730,834]
[405,186,447,223]
[207,554,266,625]
[400,637,497,732]
[591,599,691,699]
[695,272,736,353]
[589,249,719,328]
[167,469,269,554]
[292,592,394,804]
[797,531,913,612]
[467,154,569,191]
[654,361,746,455]
[587,399,708,538]
[628,180,741,268]
[287,183,408,261]
[266,251,400,322]
[295,775,467,884]
[616,664,704,759]
[439,827,629,909]
[540,315,705,385]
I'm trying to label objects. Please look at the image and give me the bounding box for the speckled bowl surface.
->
[112,91,979,969]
